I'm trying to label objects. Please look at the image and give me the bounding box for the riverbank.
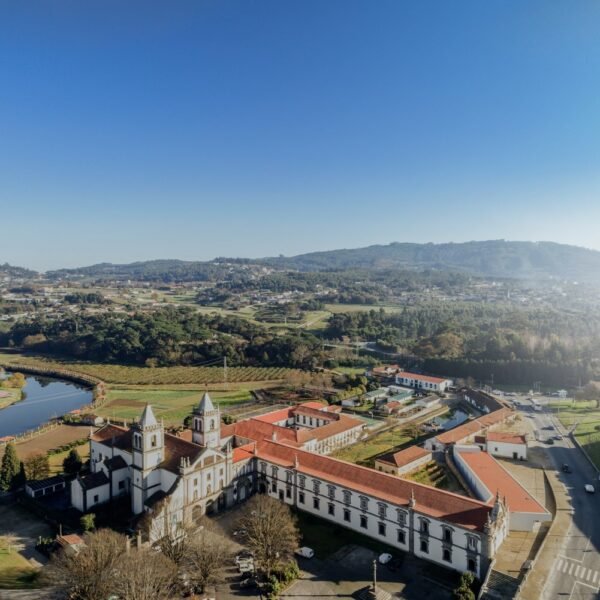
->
[0,388,22,411]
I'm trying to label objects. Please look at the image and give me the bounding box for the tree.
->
[23,453,50,480]
[452,572,476,600]
[81,513,96,532]
[63,448,83,475]
[0,443,20,490]
[184,519,234,593]
[237,494,299,577]
[45,529,125,600]
[115,546,178,600]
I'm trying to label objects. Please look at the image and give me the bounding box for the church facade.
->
[71,394,508,578]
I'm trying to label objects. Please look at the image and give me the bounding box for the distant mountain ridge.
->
[42,240,600,284]
[261,240,600,282]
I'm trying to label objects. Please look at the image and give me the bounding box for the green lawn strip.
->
[48,442,90,475]
[556,400,600,469]
[331,428,412,466]
[0,552,40,590]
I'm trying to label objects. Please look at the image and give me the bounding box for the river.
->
[0,374,93,438]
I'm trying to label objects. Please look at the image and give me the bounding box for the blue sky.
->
[1,1,599,270]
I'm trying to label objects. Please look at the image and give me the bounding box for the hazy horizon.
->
[2,1,600,270]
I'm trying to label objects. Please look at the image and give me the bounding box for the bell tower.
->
[131,404,164,514]
[192,393,221,448]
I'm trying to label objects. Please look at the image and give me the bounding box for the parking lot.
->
[207,504,464,600]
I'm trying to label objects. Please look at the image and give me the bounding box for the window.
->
[299,492,305,504]
[260,462,266,474]
[420,519,429,535]
[328,484,336,499]
[271,466,278,478]
[313,497,320,510]
[359,496,369,511]
[343,509,351,522]
[210,419,215,430]
[467,536,478,551]
[286,487,292,499]
[378,502,387,519]
[328,503,335,516]
[378,522,386,536]
[396,509,407,526]
[151,435,157,448]
[343,490,352,505]
[118,480,125,490]
[443,528,452,544]
[271,481,277,493]
[298,475,306,489]
[93,494,99,504]
[360,515,368,529]
[468,558,476,573]
[420,540,429,554]
[443,549,452,563]
[312,480,321,494]
[194,478,198,486]
[397,529,406,544]
[286,471,293,483]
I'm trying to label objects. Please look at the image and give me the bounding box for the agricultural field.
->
[97,387,256,425]
[0,424,92,462]
[0,353,300,386]
[556,400,600,469]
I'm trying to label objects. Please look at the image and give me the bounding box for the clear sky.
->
[1,1,599,270]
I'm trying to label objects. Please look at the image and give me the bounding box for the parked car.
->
[296,547,315,559]
[378,553,393,565]
[235,551,254,564]
[554,435,563,441]
[545,438,554,445]
[239,577,258,589]
[584,484,595,494]
[562,464,571,473]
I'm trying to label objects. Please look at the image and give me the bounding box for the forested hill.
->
[44,240,600,283]
[261,241,600,282]
[0,262,38,279]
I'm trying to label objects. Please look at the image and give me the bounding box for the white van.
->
[296,547,315,559]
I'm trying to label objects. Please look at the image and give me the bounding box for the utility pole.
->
[224,356,228,386]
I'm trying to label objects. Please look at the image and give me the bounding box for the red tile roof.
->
[397,371,449,384]
[457,450,547,514]
[254,408,292,424]
[299,401,330,411]
[434,408,514,445]
[487,432,527,446]
[256,440,491,531]
[378,445,431,467]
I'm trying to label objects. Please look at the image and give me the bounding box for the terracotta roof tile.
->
[378,445,431,467]
[487,432,527,445]
[256,440,491,531]
[457,449,547,514]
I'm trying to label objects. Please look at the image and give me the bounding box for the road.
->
[514,396,600,600]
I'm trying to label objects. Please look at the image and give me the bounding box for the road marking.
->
[593,571,599,584]
[569,563,575,575]
[585,568,593,581]
[575,565,581,577]
[557,558,564,572]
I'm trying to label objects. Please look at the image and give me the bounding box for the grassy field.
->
[324,303,405,314]
[332,426,412,466]
[97,387,255,424]
[0,550,39,590]
[404,461,464,494]
[0,352,300,386]
[555,400,600,468]
[48,442,90,475]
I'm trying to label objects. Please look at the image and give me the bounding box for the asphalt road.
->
[514,396,600,600]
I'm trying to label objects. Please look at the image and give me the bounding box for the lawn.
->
[48,442,90,475]
[403,461,465,494]
[97,387,255,425]
[332,426,412,466]
[0,550,39,590]
[555,400,600,469]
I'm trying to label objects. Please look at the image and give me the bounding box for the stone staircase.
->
[479,570,520,600]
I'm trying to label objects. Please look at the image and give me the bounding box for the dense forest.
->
[326,304,600,386]
[0,308,324,369]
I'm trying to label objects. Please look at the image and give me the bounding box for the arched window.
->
[210,420,215,431]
